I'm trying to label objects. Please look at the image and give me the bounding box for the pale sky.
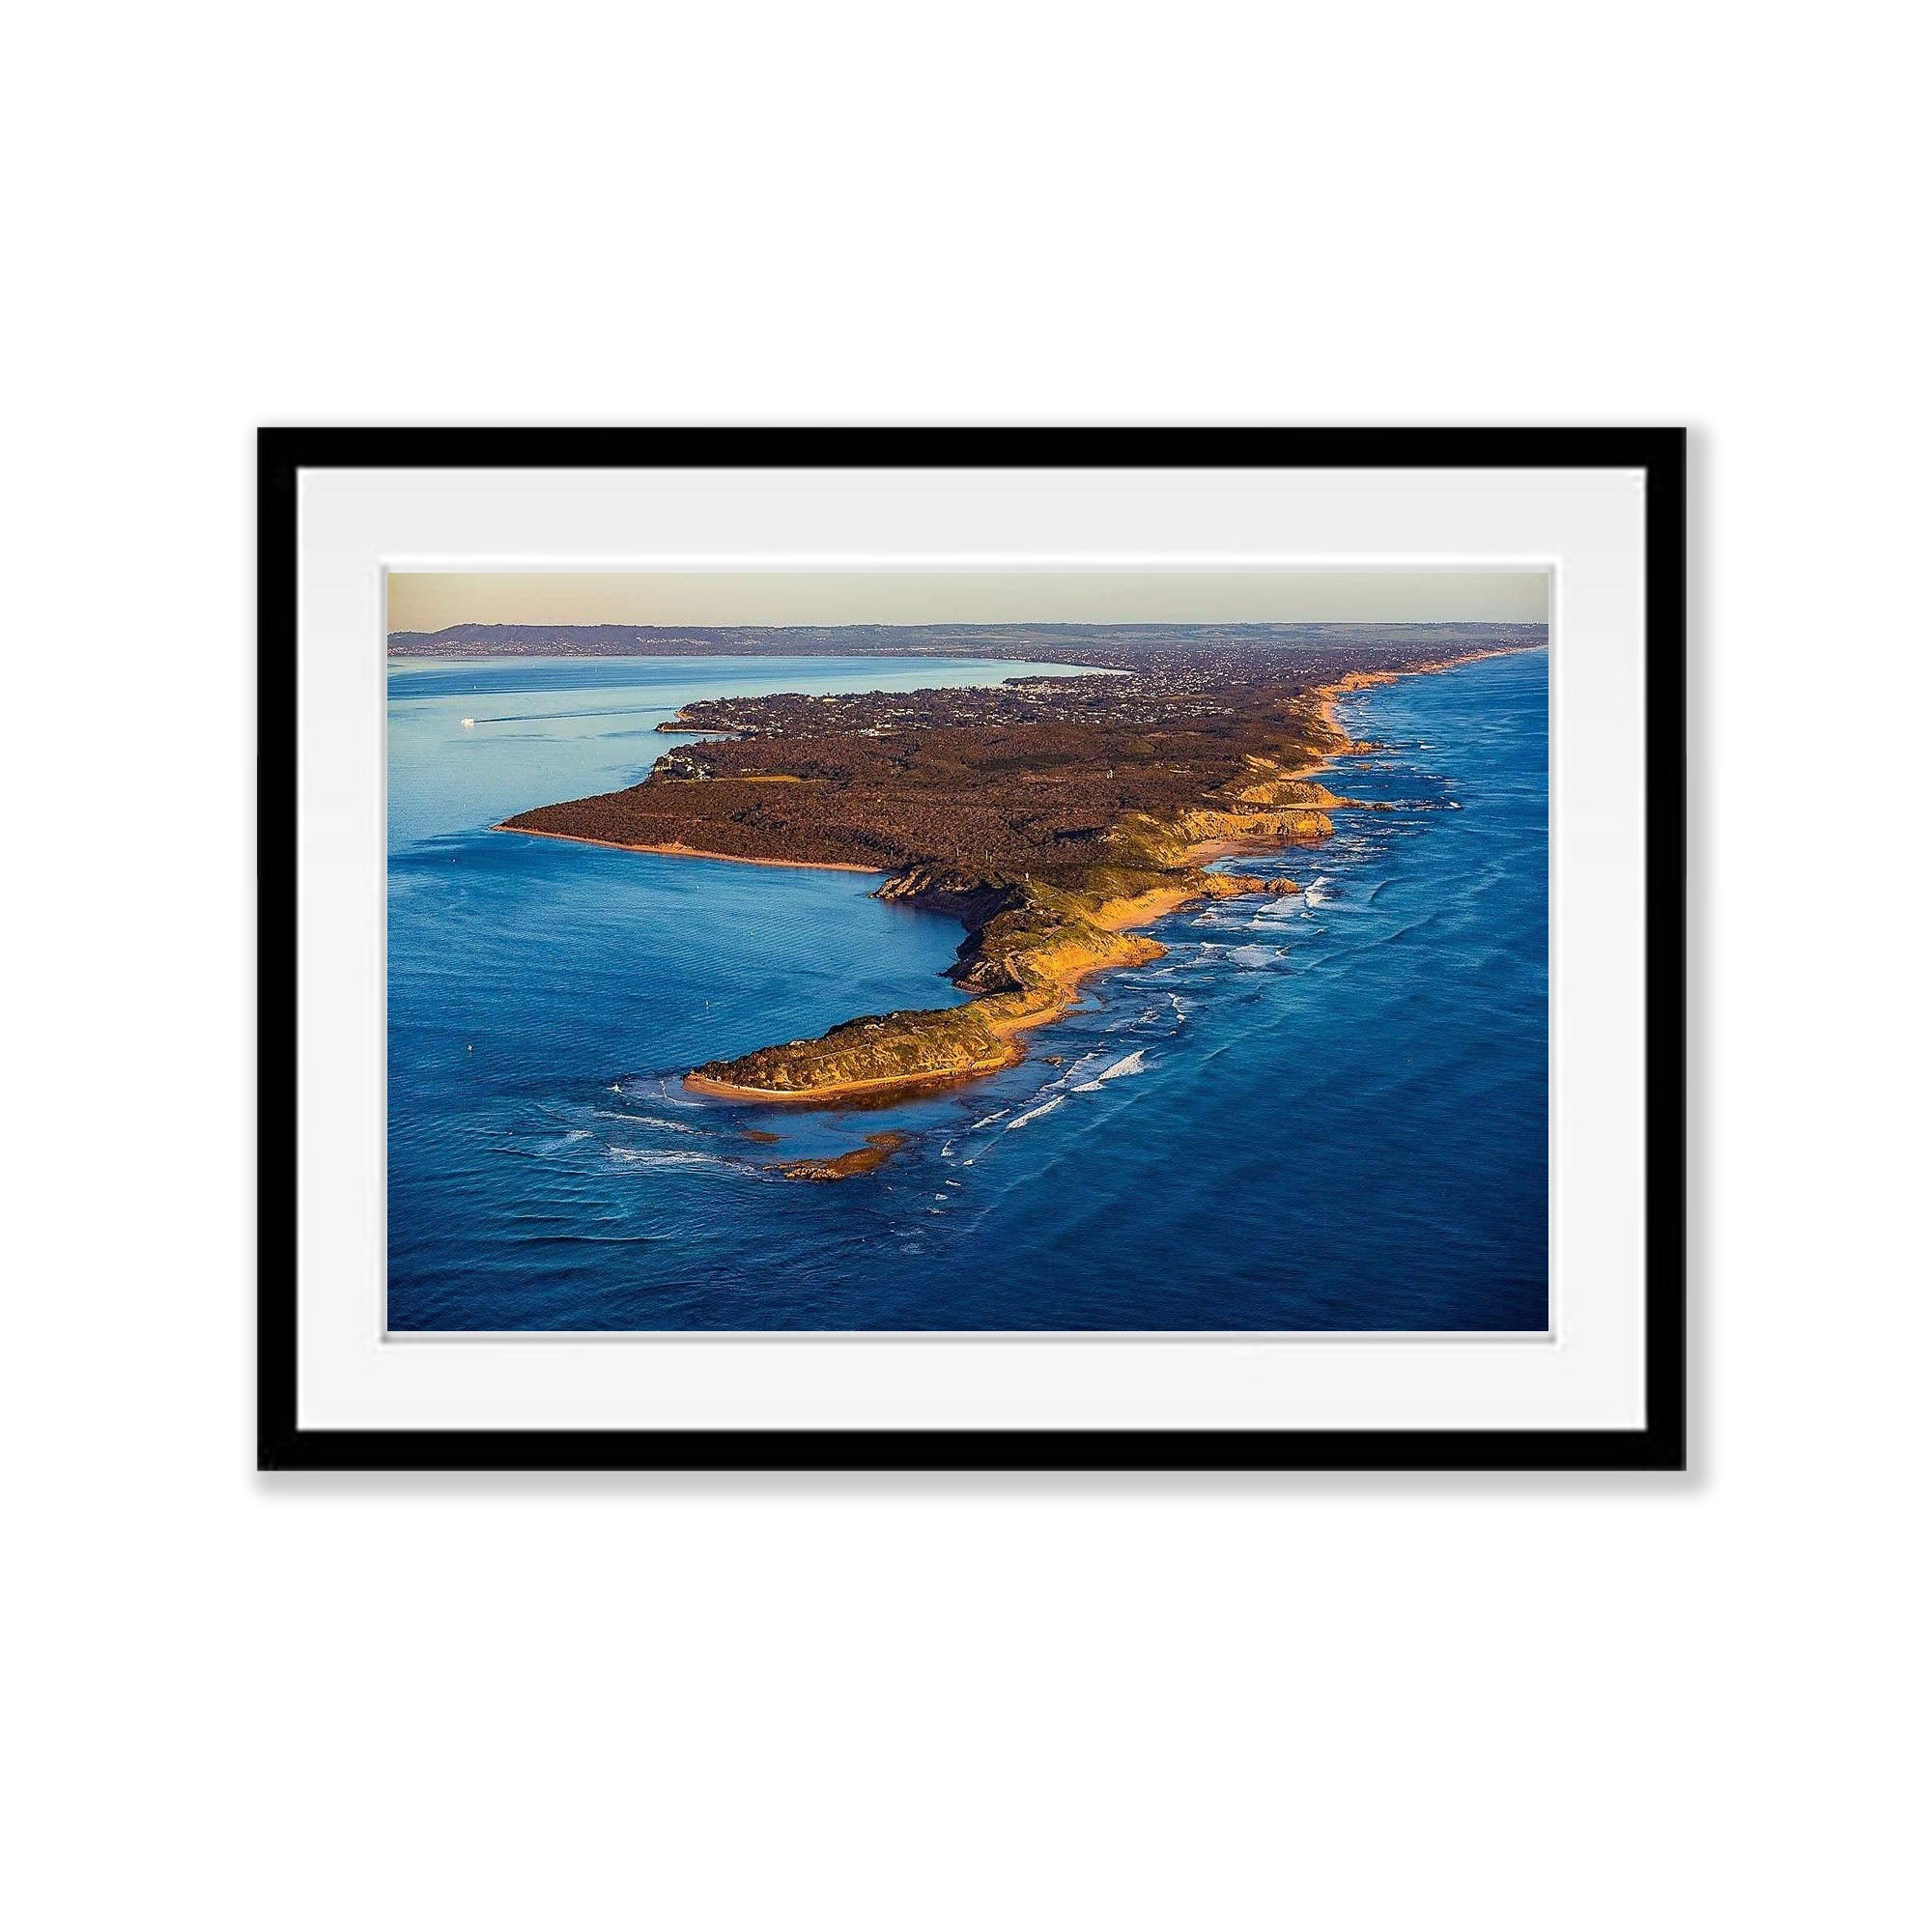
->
[386,569,1549,634]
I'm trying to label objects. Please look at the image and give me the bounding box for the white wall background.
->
[4,4,1925,1927]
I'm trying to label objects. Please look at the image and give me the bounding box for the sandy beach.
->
[493,823,887,874]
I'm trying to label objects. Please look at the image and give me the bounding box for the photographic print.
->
[385,567,1551,1333]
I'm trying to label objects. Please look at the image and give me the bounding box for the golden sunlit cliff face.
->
[687,871,1296,1102]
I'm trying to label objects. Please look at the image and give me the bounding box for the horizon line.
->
[389,616,1552,640]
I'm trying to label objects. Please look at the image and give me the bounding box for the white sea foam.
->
[968,1110,1009,1130]
[613,1075,688,1104]
[1006,1094,1066,1130]
[1072,1048,1150,1094]
[592,1111,701,1133]
[608,1147,718,1169]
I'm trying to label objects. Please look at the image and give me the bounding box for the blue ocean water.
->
[388,650,1548,1330]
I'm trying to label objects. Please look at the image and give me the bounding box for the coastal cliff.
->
[686,868,1296,1100]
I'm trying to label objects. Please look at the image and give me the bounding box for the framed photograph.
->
[261,427,1685,1470]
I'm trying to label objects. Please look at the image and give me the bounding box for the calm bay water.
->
[388,651,1548,1329]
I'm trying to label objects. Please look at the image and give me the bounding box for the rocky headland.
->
[496,630,1540,1102]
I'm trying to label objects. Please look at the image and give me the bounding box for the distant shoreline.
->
[388,619,1549,663]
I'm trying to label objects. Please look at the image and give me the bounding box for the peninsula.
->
[492,624,1544,1098]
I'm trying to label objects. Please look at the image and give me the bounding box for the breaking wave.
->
[1073,1048,1150,1091]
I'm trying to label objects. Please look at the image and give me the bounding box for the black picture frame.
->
[259,427,1686,1473]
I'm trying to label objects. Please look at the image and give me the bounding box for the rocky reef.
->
[769,1132,909,1181]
